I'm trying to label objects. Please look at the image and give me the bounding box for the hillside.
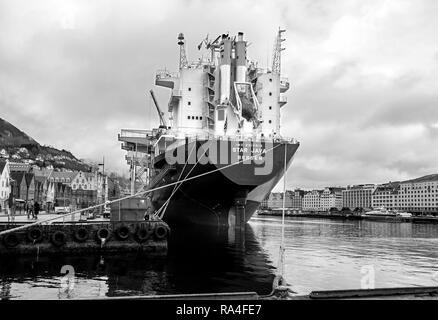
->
[0,117,39,147]
[0,117,90,172]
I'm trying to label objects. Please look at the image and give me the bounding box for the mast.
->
[272,28,286,75]
[178,33,188,70]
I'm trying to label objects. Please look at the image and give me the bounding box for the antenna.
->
[178,33,188,69]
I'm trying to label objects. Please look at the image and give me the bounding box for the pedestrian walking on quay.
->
[34,201,40,220]
[8,194,15,223]
[29,199,35,219]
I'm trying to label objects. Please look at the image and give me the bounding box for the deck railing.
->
[119,129,153,139]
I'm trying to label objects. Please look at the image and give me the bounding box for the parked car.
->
[54,206,70,214]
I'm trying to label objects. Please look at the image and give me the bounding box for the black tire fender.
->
[135,225,154,243]
[116,225,130,240]
[3,233,20,248]
[96,228,111,242]
[74,227,89,242]
[27,228,43,243]
[51,231,67,247]
[154,223,169,240]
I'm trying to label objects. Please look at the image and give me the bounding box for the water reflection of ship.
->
[163,224,275,295]
[0,224,275,298]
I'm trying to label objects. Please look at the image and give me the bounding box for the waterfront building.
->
[10,171,27,200]
[34,175,47,205]
[0,160,11,212]
[69,171,108,208]
[54,182,72,208]
[303,190,323,211]
[0,160,109,212]
[261,190,302,209]
[342,184,376,210]
[396,174,438,215]
[46,176,56,212]
[371,182,399,210]
[49,171,75,207]
[8,162,30,172]
[33,168,54,211]
[24,172,35,201]
[264,192,292,208]
[320,187,345,211]
[260,195,269,209]
[291,189,306,210]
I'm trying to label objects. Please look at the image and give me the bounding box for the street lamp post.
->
[98,156,105,216]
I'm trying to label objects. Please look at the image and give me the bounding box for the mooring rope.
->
[273,143,288,293]
[0,143,281,237]
[260,144,295,300]
[280,143,287,278]
[154,141,199,219]
[156,141,211,220]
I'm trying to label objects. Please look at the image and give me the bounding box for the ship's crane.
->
[149,90,167,128]
[272,28,286,75]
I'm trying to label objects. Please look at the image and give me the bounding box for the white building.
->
[372,183,399,210]
[320,187,345,211]
[343,184,376,210]
[0,160,11,212]
[71,171,95,191]
[396,174,438,214]
[303,190,323,211]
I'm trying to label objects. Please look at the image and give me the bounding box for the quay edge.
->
[0,219,169,256]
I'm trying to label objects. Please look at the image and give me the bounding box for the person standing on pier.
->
[29,200,35,219]
[34,201,40,220]
[7,193,15,222]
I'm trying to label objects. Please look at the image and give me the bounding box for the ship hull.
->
[150,139,299,227]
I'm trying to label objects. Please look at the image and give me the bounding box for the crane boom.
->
[149,90,167,128]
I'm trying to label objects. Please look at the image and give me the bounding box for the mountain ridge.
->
[0,117,91,172]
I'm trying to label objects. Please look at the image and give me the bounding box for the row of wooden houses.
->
[0,160,108,214]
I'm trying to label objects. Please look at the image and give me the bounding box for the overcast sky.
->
[1,0,437,189]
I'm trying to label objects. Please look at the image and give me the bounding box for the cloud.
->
[1,0,437,187]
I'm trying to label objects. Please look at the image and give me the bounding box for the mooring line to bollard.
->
[0,143,282,237]
[155,141,204,220]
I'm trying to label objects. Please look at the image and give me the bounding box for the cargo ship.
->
[119,30,299,227]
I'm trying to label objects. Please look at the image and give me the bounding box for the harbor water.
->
[1,215,438,299]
